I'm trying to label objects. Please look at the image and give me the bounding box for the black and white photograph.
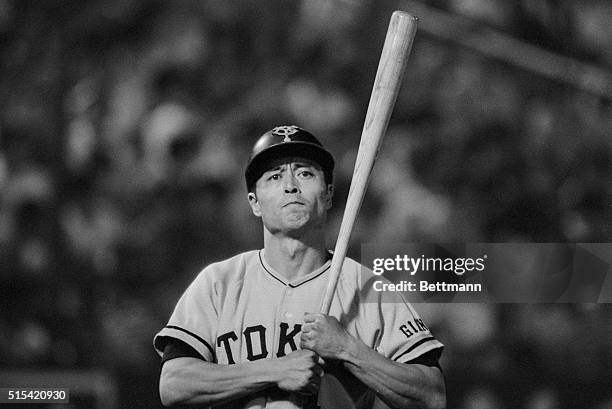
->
[1,1,611,408]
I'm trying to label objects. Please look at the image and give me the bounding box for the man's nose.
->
[283,176,299,193]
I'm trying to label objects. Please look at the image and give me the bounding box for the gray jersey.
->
[154,250,443,408]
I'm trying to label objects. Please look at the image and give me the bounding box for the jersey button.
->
[287,289,293,296]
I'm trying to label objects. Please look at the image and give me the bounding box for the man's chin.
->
[283,220,309,234]
[282,217,320,236]
[264,214,326,236]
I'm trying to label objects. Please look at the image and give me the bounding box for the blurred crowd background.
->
[1,0,611,408]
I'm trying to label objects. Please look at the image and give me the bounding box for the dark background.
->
[1,0,611,408]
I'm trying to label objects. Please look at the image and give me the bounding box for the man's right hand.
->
[275,349,324,395]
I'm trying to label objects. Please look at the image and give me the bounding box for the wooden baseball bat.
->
[319,11,418,315]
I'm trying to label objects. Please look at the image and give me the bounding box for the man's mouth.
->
[283,201,304,207]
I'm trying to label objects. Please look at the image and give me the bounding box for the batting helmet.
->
[245,125,335,192]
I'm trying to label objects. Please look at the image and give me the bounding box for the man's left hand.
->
[300,313,355,361]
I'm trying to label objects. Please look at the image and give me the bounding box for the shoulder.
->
[338,256,412,304]
[337,256,368,273]
[194,250,261,284]
[336,256,377,291]
[338,256,377,281]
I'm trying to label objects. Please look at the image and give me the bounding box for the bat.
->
[316,10,418,409]
[319,10,418,315]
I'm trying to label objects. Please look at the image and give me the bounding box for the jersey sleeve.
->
[377,292,444,363]
[153,268,218,362]
[359,274,444,363]
[161,338,205,366]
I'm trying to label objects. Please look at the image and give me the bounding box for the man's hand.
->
[300,313,355,361]
[275,349,323,395]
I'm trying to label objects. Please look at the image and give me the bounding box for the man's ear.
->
[248,192,262,217]
[325,184,334,210]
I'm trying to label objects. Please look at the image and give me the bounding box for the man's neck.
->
[262,230,328,282]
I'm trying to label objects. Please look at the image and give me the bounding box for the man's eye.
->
[298,170,313,178]
[268,174,281,181]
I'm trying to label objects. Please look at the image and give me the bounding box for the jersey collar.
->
[258,249,332,288]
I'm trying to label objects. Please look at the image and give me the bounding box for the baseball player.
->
[154,126,445,409]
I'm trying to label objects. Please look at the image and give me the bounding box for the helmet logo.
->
[272,125,299,142]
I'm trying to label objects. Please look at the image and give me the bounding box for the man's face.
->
[248,157,333,236]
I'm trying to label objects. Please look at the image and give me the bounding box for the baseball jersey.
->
[154,249,443,409]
